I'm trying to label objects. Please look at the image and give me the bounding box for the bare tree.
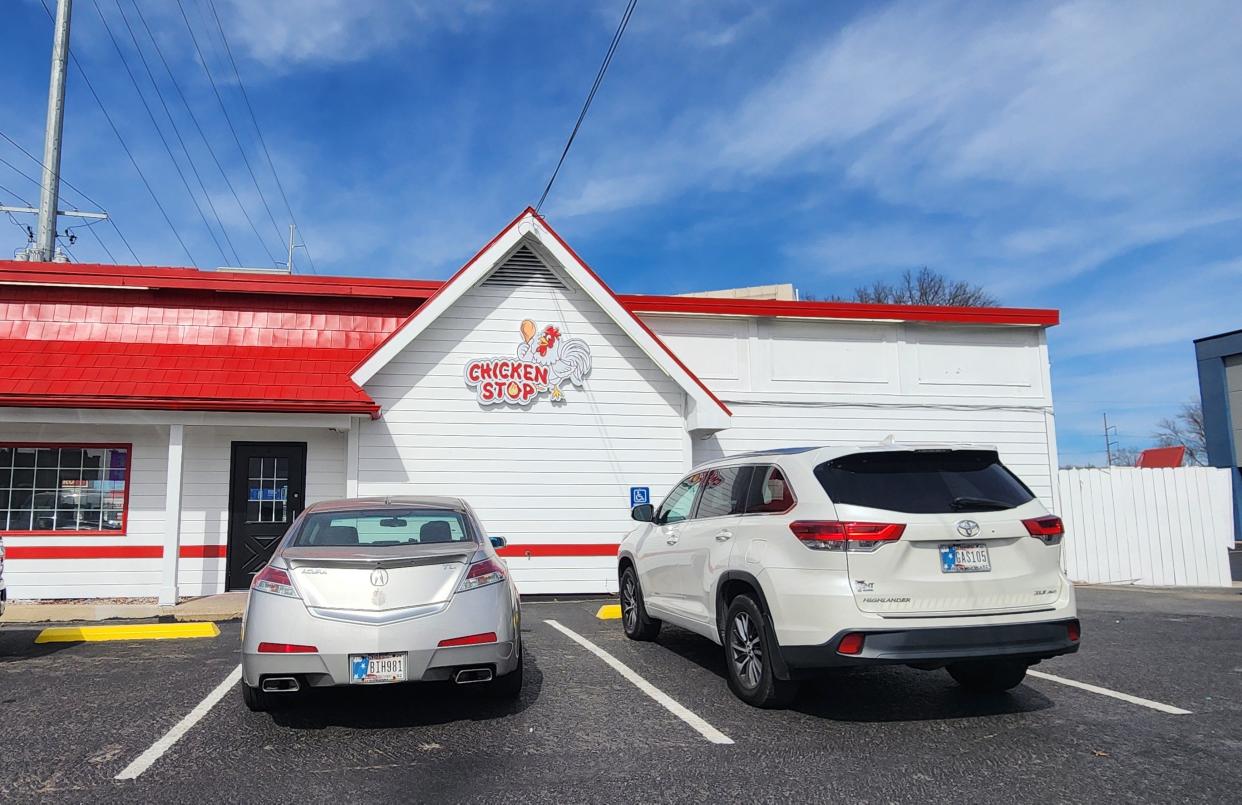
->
[1109,446,1142,467]
[1153,401,1207,466]
[842,268,1000,307]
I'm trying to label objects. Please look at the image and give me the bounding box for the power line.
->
[128,0,280,267]
[92,0,226,265]
[112,0,241,266]
[38,0,188,265]
[0,127,140,263]
[173,0,287,258]
[1,158,117,263]
[203,0,317,274]
[536,0,637,214]
[0,182,35,206]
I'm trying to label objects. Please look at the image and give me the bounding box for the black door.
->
[226,442,307,591]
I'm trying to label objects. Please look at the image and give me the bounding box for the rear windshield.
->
[813,450,1035,514]
[291,509,474,548]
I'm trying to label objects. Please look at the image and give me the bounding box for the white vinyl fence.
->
[1057,467,1235,587]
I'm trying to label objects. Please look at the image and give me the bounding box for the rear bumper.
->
[781,618,1080,671]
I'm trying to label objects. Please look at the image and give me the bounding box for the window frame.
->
[740,463,799,516]
[0,442,133,537]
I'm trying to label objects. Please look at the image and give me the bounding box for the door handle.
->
[715,530,733,542]
[665,531,680,545]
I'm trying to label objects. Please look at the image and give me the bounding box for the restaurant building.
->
[0,209,1060,600]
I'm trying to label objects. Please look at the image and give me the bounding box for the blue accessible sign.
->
[630,487,650,507]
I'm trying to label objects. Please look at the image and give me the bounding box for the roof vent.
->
[483,244,564,289]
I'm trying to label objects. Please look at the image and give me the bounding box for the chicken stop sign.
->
[464,319,592,406]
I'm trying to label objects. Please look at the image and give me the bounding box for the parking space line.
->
[1027,670,1192,715]
[115,664,242,780]
[544,619,733,745]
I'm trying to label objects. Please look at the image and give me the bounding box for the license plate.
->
[939,542,991,573]
[349,652,407,684]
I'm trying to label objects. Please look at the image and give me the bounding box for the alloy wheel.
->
[729,610,763,689]
[621,574,638,632]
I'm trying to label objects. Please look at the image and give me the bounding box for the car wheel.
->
[487,645,524,699]
[947,659,1029,693]
[619,565,661,641]
[241,680,274,713]
[723,595,798,708]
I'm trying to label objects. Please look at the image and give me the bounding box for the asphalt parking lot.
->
[1,586,1239,804]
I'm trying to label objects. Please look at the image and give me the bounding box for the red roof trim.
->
[0,395,379,417]
[530,211,732,417]
[619,294,1060,327]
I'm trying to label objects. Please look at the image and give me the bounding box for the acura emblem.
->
[956,520,981,538]
[370,568,389,587]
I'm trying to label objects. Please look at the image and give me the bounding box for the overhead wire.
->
[92,0,226,265]
[112,0,241,266]
[203,0,316,274]
[536,0,637,214]
[38,0,187,265]
[0,128,141,263]
[173,0,288,260]
[128,0,280,267]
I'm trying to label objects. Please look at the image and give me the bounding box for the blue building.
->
[1195,329,1242,570]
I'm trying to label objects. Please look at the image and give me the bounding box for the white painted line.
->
[115,664,243,780]
[544,619,733,745]
[1027,669,1192,715]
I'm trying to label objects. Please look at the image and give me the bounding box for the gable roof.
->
[350,208,733,431]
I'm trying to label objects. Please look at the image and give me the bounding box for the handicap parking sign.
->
[630,487,650,507]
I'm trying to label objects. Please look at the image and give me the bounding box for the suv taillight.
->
[252,565,299,598]
[1023,516,1064,545]
[457,557,506,592]
[789,521,905,552]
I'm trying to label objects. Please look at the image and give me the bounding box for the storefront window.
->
[0,445,130,533]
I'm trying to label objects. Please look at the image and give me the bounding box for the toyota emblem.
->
[956,520,981,538]
[370,568,389,587]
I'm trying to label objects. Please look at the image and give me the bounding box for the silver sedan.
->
[240,497,521,711]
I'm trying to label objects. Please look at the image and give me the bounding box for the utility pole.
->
[286,224,295,272]
[34,0,72,262]
[1103,413,1119,466]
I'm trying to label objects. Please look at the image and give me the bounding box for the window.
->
[813,450,1035,514]
[657,475,703,524]
[293,509,473,547]
[0,444,130,533]
[695,466,754,519]
[745,465,796,514]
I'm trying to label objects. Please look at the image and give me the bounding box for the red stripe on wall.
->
[496,543,619,558]
[179,545,227,559]
[5,545,163,560]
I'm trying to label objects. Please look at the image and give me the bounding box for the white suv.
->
[618,445,1079,707]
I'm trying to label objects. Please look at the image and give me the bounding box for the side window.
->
[745,465,796,514]
[657,474,703,524]
[695,466,754,519]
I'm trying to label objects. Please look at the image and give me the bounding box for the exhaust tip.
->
[453,667,494,684]
[261,676,301,693]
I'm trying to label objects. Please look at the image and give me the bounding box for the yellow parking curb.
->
[34,622,221,644]
[596,604,622,620]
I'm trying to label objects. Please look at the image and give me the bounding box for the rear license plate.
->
[939,543,991,573]
[349,652,407,684]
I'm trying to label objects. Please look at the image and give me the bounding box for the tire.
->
[947,659,1029,693]
[723,595,798,708]
[241,680,274,713]
[619,565,661,641]
[487,646,524,699]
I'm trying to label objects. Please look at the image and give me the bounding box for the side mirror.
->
[490,536,507,549]
[631,503,655,523]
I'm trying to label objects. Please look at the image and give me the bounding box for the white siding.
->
[1058,467,1234,586]
[359,283,688,594]
[177,426,346,596]
[644,315,1058,505]
[0,423,169,599]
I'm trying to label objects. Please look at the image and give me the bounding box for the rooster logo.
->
[515,319,591,401]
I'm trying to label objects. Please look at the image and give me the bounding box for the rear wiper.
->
[950,496,1013,511]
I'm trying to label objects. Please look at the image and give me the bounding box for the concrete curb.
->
[0,592,246,624]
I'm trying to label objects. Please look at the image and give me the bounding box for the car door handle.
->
[665,532,680,545]
[714,530,733,542]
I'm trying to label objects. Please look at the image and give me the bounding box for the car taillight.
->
[1023,516,1065,545]
[789,521,906,552]
[257,642,317,653]
[837,632,865,655]
[457,557,506,592]
[438,632,498,647]
[1067,620,1081,643]
[252,565,299,598]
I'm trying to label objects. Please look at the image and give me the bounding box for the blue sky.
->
[2,0,1240,466]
